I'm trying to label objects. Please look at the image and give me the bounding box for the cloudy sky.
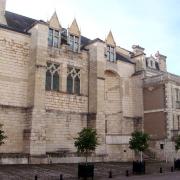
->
[6,0,180,75]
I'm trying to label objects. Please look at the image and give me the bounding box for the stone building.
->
[0,0,180,164]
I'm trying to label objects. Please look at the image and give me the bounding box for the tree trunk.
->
[140,151,143,162]
[85,151,88,165]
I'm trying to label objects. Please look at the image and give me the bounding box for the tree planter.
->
[174,159,180,170]
[78,163,94,179]
[129,131,149,175]
[133,161,145,174]
[74,128,98,180]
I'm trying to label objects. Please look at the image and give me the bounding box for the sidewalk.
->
[97,172,180,180]
[0,161,178,179]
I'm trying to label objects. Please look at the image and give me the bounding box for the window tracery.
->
[67,67,80,94]
[46,62,60,91]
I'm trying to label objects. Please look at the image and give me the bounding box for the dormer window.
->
[146,58,160,70]
[69,34,79,52]
[107,45,116,62]
[48,28,60,48]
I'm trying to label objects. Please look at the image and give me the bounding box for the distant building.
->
[0,0,180,164]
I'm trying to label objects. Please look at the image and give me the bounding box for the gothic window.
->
[69,34,79,52]
[67,74,73,94]
[46,62,60,91]
[48,28,60,48]
[107,45,115,62]
[67,67,80,94]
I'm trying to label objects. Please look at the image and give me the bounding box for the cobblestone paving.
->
[0,162,179,180]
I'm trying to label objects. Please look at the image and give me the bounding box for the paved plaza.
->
[0,162,179,179]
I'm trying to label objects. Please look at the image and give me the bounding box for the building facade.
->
[0,0,180,164]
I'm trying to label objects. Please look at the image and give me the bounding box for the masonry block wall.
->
[44,42,89,154]
[0,28,30,153]
[0,29,30,107]
[0,26,140,161]
[0,22,89,157]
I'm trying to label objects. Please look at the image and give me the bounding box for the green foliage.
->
[0,124,7,146]
[74,128,98,155]
[175,135,180,151]
[129,131,150,153]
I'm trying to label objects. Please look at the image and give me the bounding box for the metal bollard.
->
[109,170,112,178]
[160,167,162,173]
[35,175,38,180]
[171,166,174,172]
[126,170,129,177]
[60,174,63,180]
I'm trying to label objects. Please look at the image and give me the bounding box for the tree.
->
[175,135,180,152]
[0,124,7,146]
[129,131,150,162]
[74,128,98,164]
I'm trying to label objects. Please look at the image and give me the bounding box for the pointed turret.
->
[105,31,116,62]
[49,11,61,29]
[68,18,81,36]
[106,30,116,47]
[0,0,7,25]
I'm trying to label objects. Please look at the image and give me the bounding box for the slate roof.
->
[116,52,134,64]
[2,11,134,65]
[80,36,91,46]
[5,11,36,32]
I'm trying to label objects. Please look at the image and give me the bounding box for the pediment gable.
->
[106,30,116,47]
[69,18,80,36]
[49,11,61,29]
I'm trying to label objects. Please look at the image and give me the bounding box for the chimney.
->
[0,0,7,25]
[132,45,145,55]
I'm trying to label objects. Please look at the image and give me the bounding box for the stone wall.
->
[165,82,180,140]
[0,106,27,153]
[0,28,30,155]
[45,91,88,113]
[0,28,30,107]
[131,74,144,118]
[45,111,87,153]
[104,61,136,161]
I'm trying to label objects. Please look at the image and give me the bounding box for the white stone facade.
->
[0,0,180,164]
